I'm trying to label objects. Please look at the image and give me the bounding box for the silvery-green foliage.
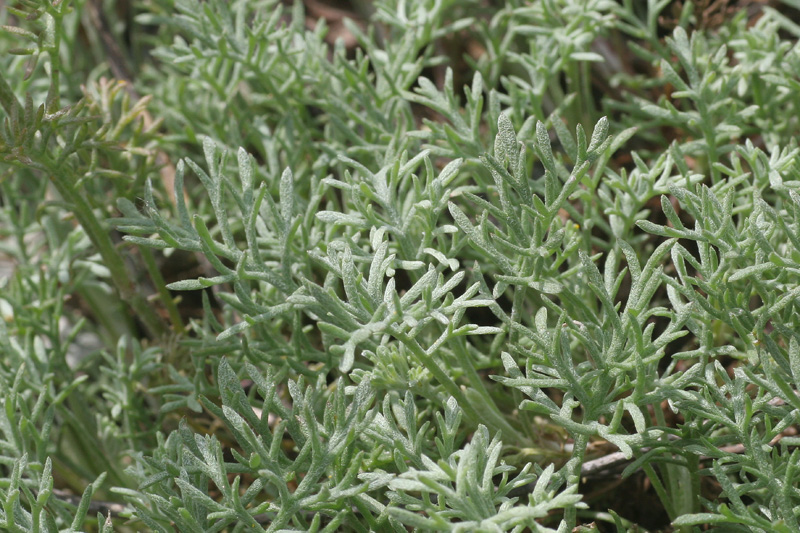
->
[117,360,577,532]
[4,0,800,531]
[385,425,585,532]
[0,351,107,532]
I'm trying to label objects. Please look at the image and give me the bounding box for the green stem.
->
[652,404,676,510]
[686,452,700,513]
[393,331,478,421]
[141,246,185,334]
[563,432,589,530]
[653,402,695,532]
[452,337,528,444]
[452,336,493,402]
[47,167,165,339]
[642,461,675,518]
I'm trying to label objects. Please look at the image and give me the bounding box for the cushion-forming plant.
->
[2,1,800,531]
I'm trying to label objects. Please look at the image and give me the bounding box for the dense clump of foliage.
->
[2,0,800,531]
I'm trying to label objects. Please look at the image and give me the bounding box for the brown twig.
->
[580,426,795,481]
